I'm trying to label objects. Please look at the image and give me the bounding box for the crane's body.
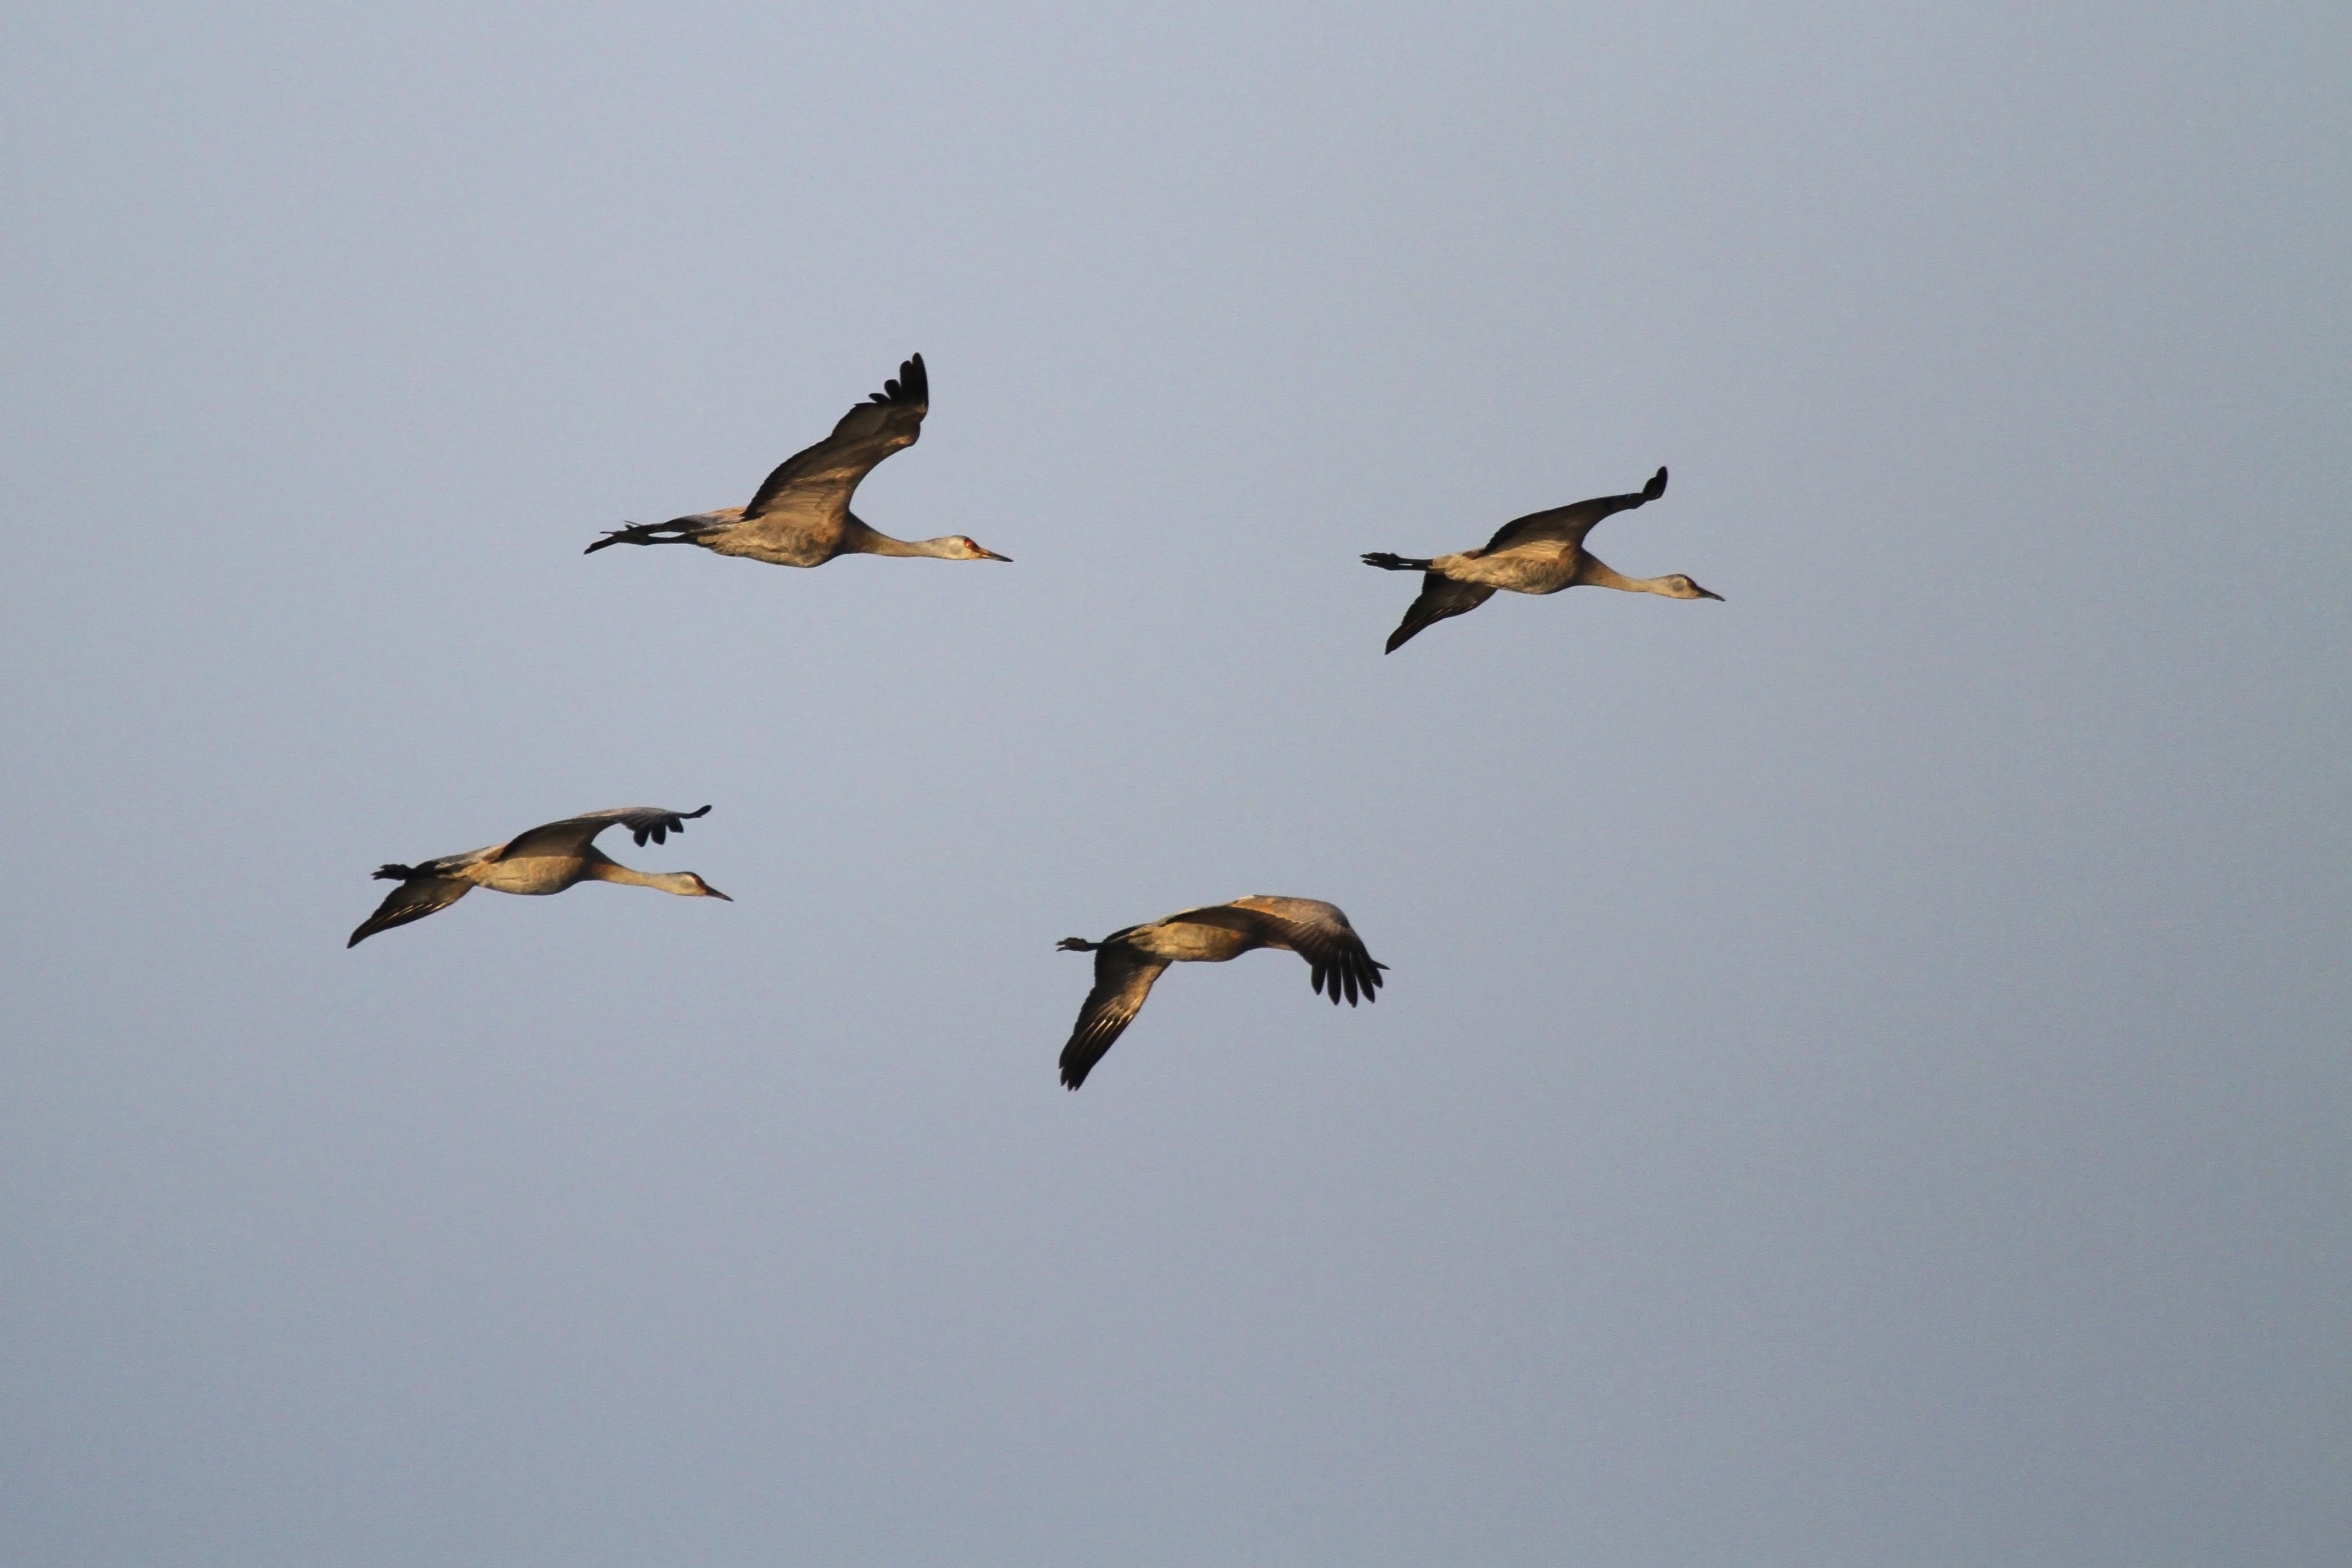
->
[585,354,1010,568]
[1054,896,1388,1089]
[1364,467,1719,651]
[348,806,730,947]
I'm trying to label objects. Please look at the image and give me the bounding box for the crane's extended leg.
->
[1361,552,1433,571]
[584,521,710,554]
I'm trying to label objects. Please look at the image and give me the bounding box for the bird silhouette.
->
[1364,467,1717,651]
[585,354,1010,567]
[1055,897,1387,1088]
[349,806,729,947]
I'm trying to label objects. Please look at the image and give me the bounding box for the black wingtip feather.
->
[630,804,713,846]
[870,353,927,407]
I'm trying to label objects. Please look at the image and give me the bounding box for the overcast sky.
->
[3,3,2347,1564]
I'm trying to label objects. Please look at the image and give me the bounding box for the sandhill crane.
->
[1362,467,1719,652]
[1054,896,1387,1089]
[348,806,730,947]
[584,354,1011,567]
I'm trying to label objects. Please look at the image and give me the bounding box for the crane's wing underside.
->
[1060,947,1172,1090]
[1227,897,1388,1005]
[1165,898,1388,1006]
[1385,575,1497,653]
[1482,468,1667,553]
[494,805,711,863]
[740,353,929,525]
[348,872,472,946]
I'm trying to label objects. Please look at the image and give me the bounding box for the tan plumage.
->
[584,354,1011,568]
[1364,467,1719,652]
[348,806,730,947]
[1054,896,1388,1089]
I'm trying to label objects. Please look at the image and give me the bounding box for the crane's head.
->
[1663,575,1724,601]
[946,536,1012,562]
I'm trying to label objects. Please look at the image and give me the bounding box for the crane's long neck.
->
[842,514,965,558]
[583,856,703,895]
[1575,554,1678,595]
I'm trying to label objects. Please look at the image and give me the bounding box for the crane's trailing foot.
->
[584,520,710,554]
[1056,937,1099,952]
[1362,553,1432,571]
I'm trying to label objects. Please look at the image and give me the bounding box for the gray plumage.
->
[1363,467,1719,652]
[584,354,1011,567]
[1054,896,1388,1089]
[349,806,729,947]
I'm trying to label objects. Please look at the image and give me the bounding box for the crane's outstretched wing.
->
[1227,896,1389,1005]
[1482,466,1667,554]
[1060,945,1172,1090]
[1384,574,1496,653]
[493,805,711,863]
[348,868,473,946]
[739,354,928,525]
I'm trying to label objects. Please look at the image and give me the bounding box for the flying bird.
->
[1363,467,1719,652]
[584,353,1011,567]
[1054,896,1388,1089]
[348,806,730,947]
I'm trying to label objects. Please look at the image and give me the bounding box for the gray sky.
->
[3,3,2347,1563]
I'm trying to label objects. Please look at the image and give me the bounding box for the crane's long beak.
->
[1696,586,1725,601]
[979,546,1013,562]
[704,885,733,901]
